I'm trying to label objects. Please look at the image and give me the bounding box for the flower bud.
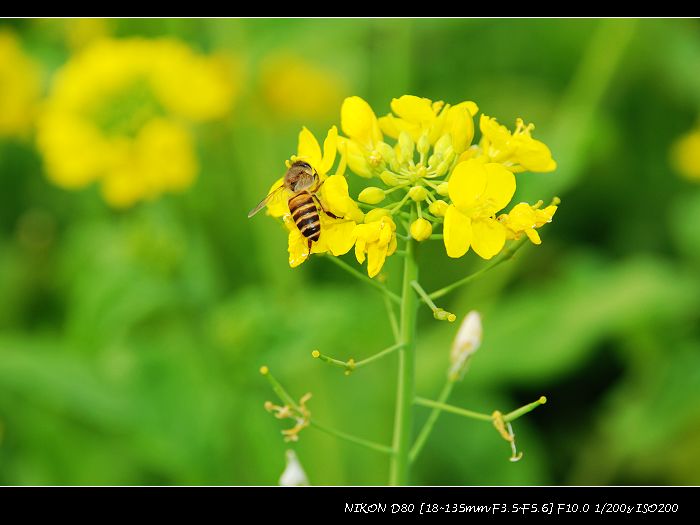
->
[433,308,456,322]
[365,208,390,223]
[380,170,401,187]
[410,218,432,241]
[398,131,414,161]
[377,142,395,165]
[434,133,452,159]
[408,186,428,202]
[436,182,449,196]
[346,151,372,178]
[428,199,448,217]
[417,132,430,157]
[448,311,482,381]
[358,186,386,204]
[279,450,309,486]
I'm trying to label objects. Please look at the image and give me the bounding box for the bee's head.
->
[284,161,317,192]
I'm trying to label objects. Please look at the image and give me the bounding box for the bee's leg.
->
[312,194,343,219]
[307,238,313,255]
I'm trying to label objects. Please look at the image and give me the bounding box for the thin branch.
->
[428,238,528,301]
[410,381,455,463]
[411,280,456,322]
[310,420,393,454]
[413,397,492,422]
[325,255,400,303]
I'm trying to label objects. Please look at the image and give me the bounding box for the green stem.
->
[310,420,393,454]
[355,343,404,369]
[409,381,455,463]
[413,397,492,422]
[429,238,527,301]
[413,395,548,424]
[260,366,299,410]
[312,343,405,372]
[410,280,455,322]
[326,255,400,303]
[383,293,400,342]
[503,396,547,422]
[389,209,419,485]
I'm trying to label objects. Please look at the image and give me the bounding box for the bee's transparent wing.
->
[247,184,286,218]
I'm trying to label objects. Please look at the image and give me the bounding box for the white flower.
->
[279,450,309,486]
[448,311,483,381]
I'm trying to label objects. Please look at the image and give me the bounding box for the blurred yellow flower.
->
[37,37,238,208]
[671,127,700,181]
[260,53,345,121]
[498,201,558,245]
[475,115,556,173]
[443,159,515,259]
[354,214,397,278]
[65,18,111,50]
[0,29,42,139]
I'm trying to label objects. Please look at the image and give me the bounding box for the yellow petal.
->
[340,137,373,178]
[448,159,488,211]
[482,163,516,214]
[525,228,541,244]
[443,205,472,258]
[378,114,421,141]
[297,126,322,170]
[366,241,387,278]
[514,137,556,173]
[471,218,506,260]
[322,218,356,256]
[341,97,381,148]
[390,95,434,123]
[479,114,511,145]
[320,125,338,176]
[445,104,475,154]
[321,174,351,216]
[265,176,289,217]
[288,229,310,267]
[354,233,367,264]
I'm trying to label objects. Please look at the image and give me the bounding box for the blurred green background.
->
[0,18,699,485]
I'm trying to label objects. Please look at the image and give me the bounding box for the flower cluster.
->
[259,95,558,277]
[0,29,42,139]
[37,37,237,208]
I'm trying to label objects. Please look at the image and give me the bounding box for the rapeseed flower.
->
[37,37,237,208]
[0,29,42,139]
[264,126,363,268]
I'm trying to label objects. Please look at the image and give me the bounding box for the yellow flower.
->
[476,115,556,173]
[338,96,387,178]
[671,127,700,181]
[265,126,360,218]
[285,202,357,268]
[443,159,515,259]
[498,201,558,245]
[0,29,42,138]
[37,37,237,207]
[354,214,397,278]
[263,126,362,268]
[378,95,478,153]
[260,53,344,121]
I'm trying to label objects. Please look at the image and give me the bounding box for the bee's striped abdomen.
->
[289,191,320,242]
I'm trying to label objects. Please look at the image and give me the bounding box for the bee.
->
[248,161,341,253]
